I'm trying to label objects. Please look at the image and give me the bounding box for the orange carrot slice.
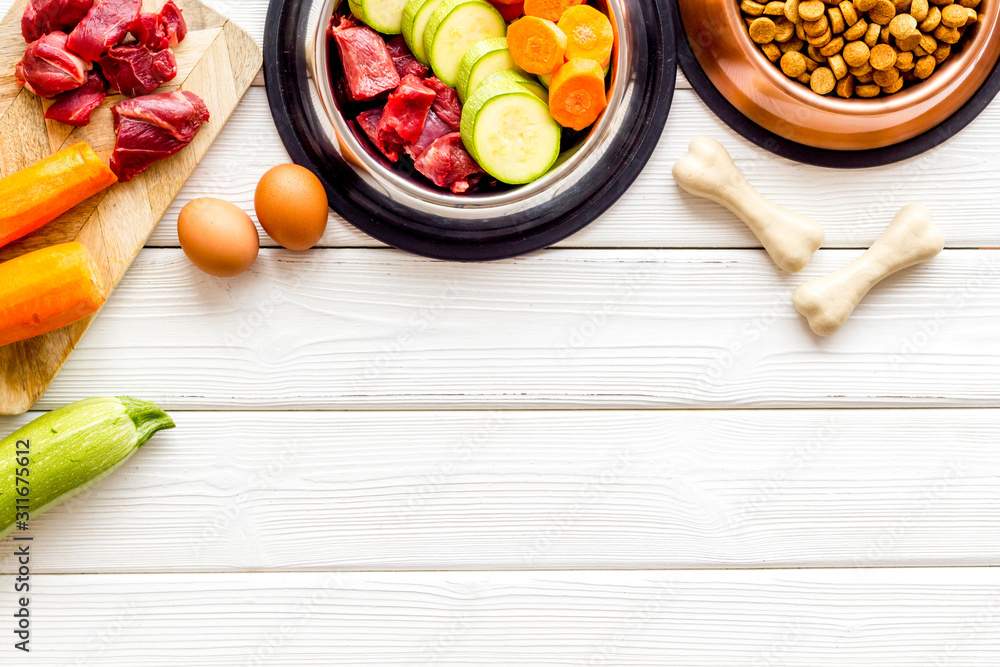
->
[548,58,608,131]
[0,242,106,348]
[0,142,117,249]
[507,16,567,75]
[558,5,614,69]
[523,0,584,22]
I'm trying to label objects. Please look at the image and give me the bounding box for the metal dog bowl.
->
[675,0,1000,167]
[264,0,675,261]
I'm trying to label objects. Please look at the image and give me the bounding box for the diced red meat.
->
[130,0,186,50]
[328,15,357,34]
[413,132,483,194]
[21,0,94,43]
[15,31,90,98]
[157,0,186,46]
[44,68,107,126]
[331,25,399,101]
[385,36,428,79]
[357,108,401,162]
[405,110,452,159]
[424,76,461,131]
[99,43,176,97]
[377,74,435,146]
[67,0,142,62]
[110,90,209,182]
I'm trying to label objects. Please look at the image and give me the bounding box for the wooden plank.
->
[22,247,1000,411]
[1,409,999,573]
[0,1,263,415]
[147,88,1000,250]
[1,570,999,664]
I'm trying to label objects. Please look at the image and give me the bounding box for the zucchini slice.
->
[424,0,507,87]
[357,0,410,34]
[456,37,522,103]
[481,70,549,104]
[460,79,561,184]
[401,0,445,65]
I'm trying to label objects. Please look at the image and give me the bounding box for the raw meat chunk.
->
[385,36,428,79]
[377,74,436,145]
[130,0,186,50]
[357,108,402,162]
[414,132,483,193]
[44,68,107,126]
[67,0,142,62]
[21,0,94,43]
[405,110,452,159]
[110,90,209,181]
[99,43,176,96]
[424,76,461,131]
[15,31,90,98]
[156,0,186,46]
[331,23,399,100]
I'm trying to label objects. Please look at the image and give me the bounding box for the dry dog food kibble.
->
[738,0,984,98]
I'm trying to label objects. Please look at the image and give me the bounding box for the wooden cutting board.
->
[0,0,261,415]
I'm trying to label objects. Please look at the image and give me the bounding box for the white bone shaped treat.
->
[672,137,825,273]
[793,203,945,337]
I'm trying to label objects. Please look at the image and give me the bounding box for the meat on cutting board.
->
[330,17,399,101]
[15,31,90,98]
[67,0,142,62]
[44,68,108,126]
[110,90,210,182]
[99,44,177,97]
[130,0,187,51]
[21,0,94,43]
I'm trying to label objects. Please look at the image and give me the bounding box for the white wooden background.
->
[4,1,1000,663]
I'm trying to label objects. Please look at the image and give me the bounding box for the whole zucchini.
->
[0,397,174,539]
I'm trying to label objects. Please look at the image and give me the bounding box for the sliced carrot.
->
[0,242,106,348]
[507,16,567,75]
[548,58,607,131]
[0,142,117,249]
[558,5,614,69]
[491,1,524,21]
[523,0,584,22]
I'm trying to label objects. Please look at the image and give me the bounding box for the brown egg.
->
[254,164,329,251]
[178,198,260,277]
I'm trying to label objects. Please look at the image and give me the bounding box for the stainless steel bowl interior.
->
[306,0,633,221]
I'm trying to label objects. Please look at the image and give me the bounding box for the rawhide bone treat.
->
[793,203,945,336]
[739,0,983,99]
[672,137,825,273]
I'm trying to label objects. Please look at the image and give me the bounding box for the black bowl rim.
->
[264,0,677,261]
[673,0,1000,169]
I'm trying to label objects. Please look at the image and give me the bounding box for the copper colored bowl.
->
[678,0,1000,151]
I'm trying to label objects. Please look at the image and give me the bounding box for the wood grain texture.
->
[23,247,1000,411]
[0,0,262,415]
[1,570,999,665]
[0,409,998,573]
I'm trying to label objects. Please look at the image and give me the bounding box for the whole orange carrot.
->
[0,142,117,248]
[0,242,106,348]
